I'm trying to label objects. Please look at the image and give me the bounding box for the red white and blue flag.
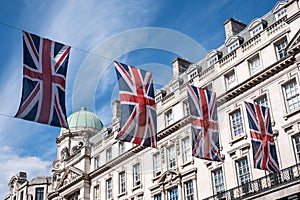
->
[114,61,157,148]
[187,85,222,161]
[245,102,280,173]
[15,31,70,128]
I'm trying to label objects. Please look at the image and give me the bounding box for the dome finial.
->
[81,106,86,111]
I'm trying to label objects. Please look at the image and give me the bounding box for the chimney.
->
[112,100,120,123]
[224,18,246,39]
[172,58,192,77]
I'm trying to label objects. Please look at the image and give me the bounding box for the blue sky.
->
[0,0,279,197]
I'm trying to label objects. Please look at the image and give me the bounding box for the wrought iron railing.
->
[203,163,300,200]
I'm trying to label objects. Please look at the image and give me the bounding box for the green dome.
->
[65,106,103,130]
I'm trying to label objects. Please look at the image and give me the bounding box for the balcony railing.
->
[203,163,300,200]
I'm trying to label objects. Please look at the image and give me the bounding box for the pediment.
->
[169,77,183,86]
[286,29,300,54]
[157,170,180,184]
[186,64,201,74]
[248,18,267,30]
[56,166,84,189]
[205,50,221,60]
[271,1,287,14]
[225,36,243,47]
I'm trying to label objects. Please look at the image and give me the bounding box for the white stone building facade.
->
[5,0,300,199]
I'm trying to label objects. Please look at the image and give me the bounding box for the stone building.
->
[5,0,300,199]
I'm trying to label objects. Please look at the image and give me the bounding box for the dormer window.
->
[225,36,243,53]
[187,64,201,81]
[155,90,166,102]
[251,24,263,37]
[206,50,222,67]
[272,2,287,21]
[276,8,286,20]
[248,18,267,38]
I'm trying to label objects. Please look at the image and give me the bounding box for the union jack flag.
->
[114,61,157,148]
[245,101,280,173]
[187,85,222,161]
[15,31,71,128]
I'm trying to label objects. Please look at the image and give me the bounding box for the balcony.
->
[203,163,300,200]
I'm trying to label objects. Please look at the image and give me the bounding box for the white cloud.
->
[0,146,52,199]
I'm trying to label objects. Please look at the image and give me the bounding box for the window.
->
[230,109,244,137]
[106,148,112,162]
[183,100,190,117]
[212,168,225,194]
[119,142,125,155]
[154,194,162,200]
[276,8,287,20]
[94,185,100,200]
[293,135,300,162]
[225,70,236,90]
[153,153,161,176]
[133,163,141,187]
[237,158,251,191]
[35,188,44,200]
[249,55,262,75]
[276,39,288,59]
[119,171,126,194]
[251,24,263,37]
[169,187,178,200]
[106,178,112,200]
[182,137,192,163]
[283,79,300,112]
[95,155,100,169]
[20,191,24,200]
[229,40,240,52]
[189,70,198,80]
[168,145,176,169]
[165,110,173,126]
[209,55,218,66]
[254,94,269,108]
[184,180,194,200]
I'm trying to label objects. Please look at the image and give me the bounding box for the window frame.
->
[35,187,44,200]
[229,109,244,138]
[106,178,112,200]
[224,70,236,90]
[119,171,126,194]
[169,187,179,200]
[94,184,100,200]
[153,152,161,177]
[184,180,194,200]
[167,145,177,169]
[236,157,251,186]
[133,163,141,187]
[283,78,300,113]
[106,148,112,162]
[254,94,269,108]
[275,38,288,60]
[212,168,225,194]
[165,110,173,126]
[182,137,192,163]
[248,55,262,76]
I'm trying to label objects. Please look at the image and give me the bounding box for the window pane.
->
[254,95,268,108]
[277,39,288,59]
[182,137,192,163]
[133,163,141,187]
[284,80,300,112]
[212,169,225,194]
[35,188,44,200]
[119,172,126,193]
[106,178,112,199]
[153,153,161,176]
[168,146,176,169]
[249,56,262,75]
[230,110,244,136]
[169,187,178,200]
[185,180,194,200]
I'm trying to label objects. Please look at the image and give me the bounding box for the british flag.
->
[245,102,280,173]
[187,85,222,161]
[15,31,70,128]
[114,61,157,148]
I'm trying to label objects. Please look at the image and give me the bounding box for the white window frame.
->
[184,180,194,200]
[254,94,269,108]
[250,24,263,37]
[182,137,192,163]
[293,134,300,163]
[225,70,236,90]
[153,153,161,177]
[230,109,244,137]
[119,142,125,155]
[94,185,100,200]
[283,79,300,113]
[106,148,112,162]
[228,40,240,52]
[275,8,287,20]
[183,100,190,117]
[276,38,288,60]
[212,168,225,194]
[106,178,112,200]
[119,171,126,194]
[169,187,178,200]
[168,145,176,169]
[236,158,251,186]
[209,55,218,66]
[133,163,141,187]
[249,55,262,76]
[165,110,173,126]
